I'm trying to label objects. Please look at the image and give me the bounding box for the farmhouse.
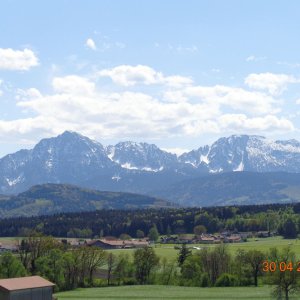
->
[87,238,149,249]
[0,242,18,253]
[0,276,55,300]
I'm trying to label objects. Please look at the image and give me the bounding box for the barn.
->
[0,276,55,300]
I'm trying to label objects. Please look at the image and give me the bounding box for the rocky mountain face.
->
[0,131,119,194]
[179,135,300,173]
[1,132,300,197]
[106,141,178,172]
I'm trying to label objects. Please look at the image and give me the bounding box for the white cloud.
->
[98,65,161,86]
[185,85,278,115]
[164,75,193,88]
[245,73,299,96]
[0,66,295,144]
[85,38,97,50]
[163,90,188,103]
[218,114,294,132]
[52,75,95,96]
[0,48,39,71]
[98,65,193,87]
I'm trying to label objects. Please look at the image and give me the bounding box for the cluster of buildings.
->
[65,237,150,249]
[86,238,150,249]
[160,231,271,244]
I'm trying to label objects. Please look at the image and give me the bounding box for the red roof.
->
[0,276,55,291]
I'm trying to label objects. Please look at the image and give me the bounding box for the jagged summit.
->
[179,135,300,173]
[106,141,177,171]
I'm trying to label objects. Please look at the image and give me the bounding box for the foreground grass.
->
[54,285,297,300]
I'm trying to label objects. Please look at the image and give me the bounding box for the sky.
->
[1,0,300,157]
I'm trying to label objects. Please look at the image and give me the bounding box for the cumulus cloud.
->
[0,66,295,143]
[52,75,95,96]
[245,73,299,96]
[185,85,278,115]
[0,48,39,71]
[218,114,294,132]
[98,65,193,87]
[85,38,97,50]
[163,90,188,103]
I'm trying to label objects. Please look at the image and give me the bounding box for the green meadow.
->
[54,285,298,300]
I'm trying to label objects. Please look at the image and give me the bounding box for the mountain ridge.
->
[152,171,300,207]
[2,131,300,197]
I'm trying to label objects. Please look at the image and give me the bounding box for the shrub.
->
[215,273,238,287]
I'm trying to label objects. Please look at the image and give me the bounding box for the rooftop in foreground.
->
[0,276,55,291]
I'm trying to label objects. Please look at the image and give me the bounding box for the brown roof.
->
[95,239,149,247]
[0,276,55,291]
[201,237,215,241]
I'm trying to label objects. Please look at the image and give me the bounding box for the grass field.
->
[109,236,300,261]
[54,285,299,300]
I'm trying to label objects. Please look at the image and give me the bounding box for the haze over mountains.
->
[1,131,300,210]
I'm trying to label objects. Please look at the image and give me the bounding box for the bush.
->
[200,272,211,287]
[215,273,238,287]
[123,278,136,285]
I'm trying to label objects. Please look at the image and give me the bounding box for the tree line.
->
[0,203,299,239]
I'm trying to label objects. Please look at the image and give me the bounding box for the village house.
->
[87,238,149,249]
[177,235,195,244]
[160,236,178,244]
[256,231,271,238]
[0,276,55,300]
[196,234,218,244]
[224,234,242,243]
[0,242,18,253]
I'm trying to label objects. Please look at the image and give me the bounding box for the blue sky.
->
[1,0,300,157]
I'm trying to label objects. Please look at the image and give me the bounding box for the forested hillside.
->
[0,203,299,238]
[0,183,172,218]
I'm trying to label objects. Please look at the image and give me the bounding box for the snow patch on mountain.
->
[121,163,138,170]
[6,175,23,186]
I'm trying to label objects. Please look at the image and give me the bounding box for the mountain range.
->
[1,131,300,209]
